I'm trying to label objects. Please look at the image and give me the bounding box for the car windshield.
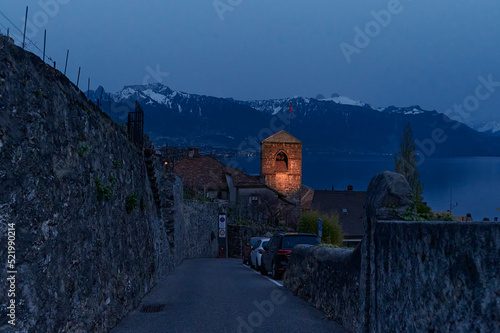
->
[252,240,261,250]
[282,236,319,250]
[262,241,269,248]
[251,238,261,247]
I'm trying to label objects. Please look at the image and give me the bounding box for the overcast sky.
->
[1,1,499,121]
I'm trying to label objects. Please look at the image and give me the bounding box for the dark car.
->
[261,232,320,279]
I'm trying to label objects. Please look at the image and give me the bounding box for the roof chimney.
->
[188,147,200,158]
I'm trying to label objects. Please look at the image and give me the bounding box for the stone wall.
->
[178,200,223,260]
[0,37,174,332]
[284,171,500,333]
[284,245,360,333]
[369,221,500,333]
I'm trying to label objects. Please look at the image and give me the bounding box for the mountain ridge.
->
[88,84,500,156]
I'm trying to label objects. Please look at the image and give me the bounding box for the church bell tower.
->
[260,130,302,195]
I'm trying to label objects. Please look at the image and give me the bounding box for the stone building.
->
[310,186,366,247]
[173,148,298,226]
[260,130,302,195]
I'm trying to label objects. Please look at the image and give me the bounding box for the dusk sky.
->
[1,1,499,121]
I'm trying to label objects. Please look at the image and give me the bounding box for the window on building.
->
[275,151,288,172]
[342,208,348,213]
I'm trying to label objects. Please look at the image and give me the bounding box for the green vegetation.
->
[317,243,355,250]
[395,203,431,221]
[78,142,90,156]
[183,191,194,200]
[434,213,454,221]
[125,193,139,213]
[298,210,343,247]
[95,178,114,201]
[394,122,432,220]
[317,243,338,248]
[113,159,123,169]
[183,189,211,202]
[391,204,455,222]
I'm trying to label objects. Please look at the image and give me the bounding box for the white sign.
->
[318,218,323,238]
[219,214,226,238]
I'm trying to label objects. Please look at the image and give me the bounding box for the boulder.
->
[364,171,414,221]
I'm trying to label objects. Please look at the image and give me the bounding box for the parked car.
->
[243,237,267,265]
[250,238,270,270]
[261,232,320,279]
[250,237,268,248]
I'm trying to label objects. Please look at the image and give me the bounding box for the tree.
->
[394,122,429,217]
[298,210,343,247]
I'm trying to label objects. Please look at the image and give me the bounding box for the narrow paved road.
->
[111,258,347,333]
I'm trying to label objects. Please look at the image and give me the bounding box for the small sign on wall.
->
[219,214,226,238]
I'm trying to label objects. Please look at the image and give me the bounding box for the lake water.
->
[222,154,500,221]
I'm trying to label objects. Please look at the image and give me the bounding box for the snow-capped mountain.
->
[246,95,376,115]
[87,84,500,155]
[463,119,500,136]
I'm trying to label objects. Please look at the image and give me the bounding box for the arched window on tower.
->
[275,151,288,172]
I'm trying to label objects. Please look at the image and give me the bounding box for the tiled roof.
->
[311,190,366,238]
[232,173,265,188]
[173,156,231,190]
[173,155,265,190]
[261,130,302,144]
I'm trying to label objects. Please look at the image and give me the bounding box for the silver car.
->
[250,238,270,270]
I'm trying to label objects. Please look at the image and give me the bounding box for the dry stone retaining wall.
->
[284,171,500,332]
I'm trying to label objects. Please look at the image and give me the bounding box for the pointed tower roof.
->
[261,130,302,144]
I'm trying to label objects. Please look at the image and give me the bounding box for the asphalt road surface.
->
[110,258,348,333]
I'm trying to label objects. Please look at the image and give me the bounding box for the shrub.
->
[95,178,113,201]
[113,159,123,169]
[125,193,139,213]
[298,210,343,247]
[434,213,454,221]
[78,142,90,156]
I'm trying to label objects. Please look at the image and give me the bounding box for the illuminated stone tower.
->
[260,130,302,195]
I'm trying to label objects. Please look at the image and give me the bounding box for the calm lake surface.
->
[222,155,500,221]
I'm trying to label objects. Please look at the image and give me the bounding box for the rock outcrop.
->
[364,171,414,221]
